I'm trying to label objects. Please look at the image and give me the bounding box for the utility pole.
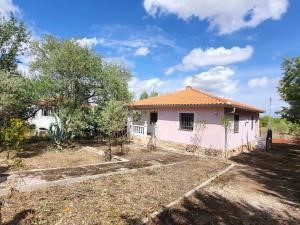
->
[268,97,272,129]
[266,97,272,151]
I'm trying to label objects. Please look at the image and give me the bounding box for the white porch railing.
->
[130,121,147,136]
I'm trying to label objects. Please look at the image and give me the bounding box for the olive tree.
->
[97,100,128,160]
[29,35,131,141]
[0,14,29,72]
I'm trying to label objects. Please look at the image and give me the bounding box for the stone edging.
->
[141,163,235,224]
[0,161,185,196]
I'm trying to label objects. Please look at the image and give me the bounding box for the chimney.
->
[186,86,192,90]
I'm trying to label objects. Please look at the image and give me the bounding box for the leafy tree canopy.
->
[149,90,159,97]
[29,35,132,137]
[97,100,128,160]
[0,70,39,126]
[139,90,158,100]
[0,14,29,72]
[98,100,128,138]
[140,91,148,100]
[278,57,300,123]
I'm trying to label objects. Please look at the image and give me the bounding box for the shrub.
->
[0,118,30,150]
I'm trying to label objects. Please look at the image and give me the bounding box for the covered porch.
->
[128,109,158,137]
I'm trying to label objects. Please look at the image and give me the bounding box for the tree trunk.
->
[224,127,228,159]
[0,199,3,225]
[108,139,112,161]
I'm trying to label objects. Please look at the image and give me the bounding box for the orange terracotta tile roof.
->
[129,86,264,112]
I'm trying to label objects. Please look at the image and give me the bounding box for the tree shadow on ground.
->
[230,142,300,207]
[15,140,50,159]
[121,214,144,225]
[147,191,299,225]
[2,209,35,225]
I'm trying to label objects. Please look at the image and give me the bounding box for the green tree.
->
[97,100,128,160]
[0,14,29,72]
[149,90,159,97]
[278,57,300,123]
[220,115,232,158]
[259,115,270,127]
[0,70,38,126]
[140,91,149,100]
[0,118,30,157]
[29,35,131,138]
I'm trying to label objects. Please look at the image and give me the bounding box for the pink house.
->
[129,86,264,155]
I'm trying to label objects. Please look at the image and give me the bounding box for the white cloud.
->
[184,66,238,94]
[248,77,268,87]
[144,0,288,34]
[134,47,150,56]
[104,56,135,69]
[74,25,178,57]
[75,37,105,48]
[0,0,19,18]
[129,77,165,99]
[166,46,253,75]
[75,37,157,56]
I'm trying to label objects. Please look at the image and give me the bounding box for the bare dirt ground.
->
[148,142,300,225]
[20,149,103,170]
[1,157,227,225]
[0,141,105,171]
[2,144,195,183]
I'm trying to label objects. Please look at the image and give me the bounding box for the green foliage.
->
[0,15,36,127]
[0,118,30,149]
[259,115,270,127]
[0,70,39,126]
[48,114,65,150]
[98,100,128,138]
[96,100,128,160]
[260,115,300,136]
[289,123,300,137]
[0,14,29,72]
[149,90,159,97]
[220,115,232,130]
[278,57,300,123]
[140,91,149,100]
[139,90,159,100]
[29,35,132,139]
[132,111,142,122]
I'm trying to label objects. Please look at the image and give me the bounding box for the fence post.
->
[144,121,147,136]
[129,121,133,135]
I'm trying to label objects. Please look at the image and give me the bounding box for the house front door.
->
[150,112,158,124]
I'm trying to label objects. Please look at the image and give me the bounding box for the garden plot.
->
[1,157,228,225]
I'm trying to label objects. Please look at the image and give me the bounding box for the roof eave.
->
[128,103,265,113]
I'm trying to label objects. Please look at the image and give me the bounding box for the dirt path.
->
[148,142,300,225]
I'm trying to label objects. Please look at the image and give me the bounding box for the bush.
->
[0,118,30,150]
[260,116,300,139]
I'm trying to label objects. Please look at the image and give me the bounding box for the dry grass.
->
[1,158,227,225]
[0,141,105,171]
[20,149,103,170]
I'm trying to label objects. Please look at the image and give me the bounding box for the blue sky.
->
[1,0,300,114]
